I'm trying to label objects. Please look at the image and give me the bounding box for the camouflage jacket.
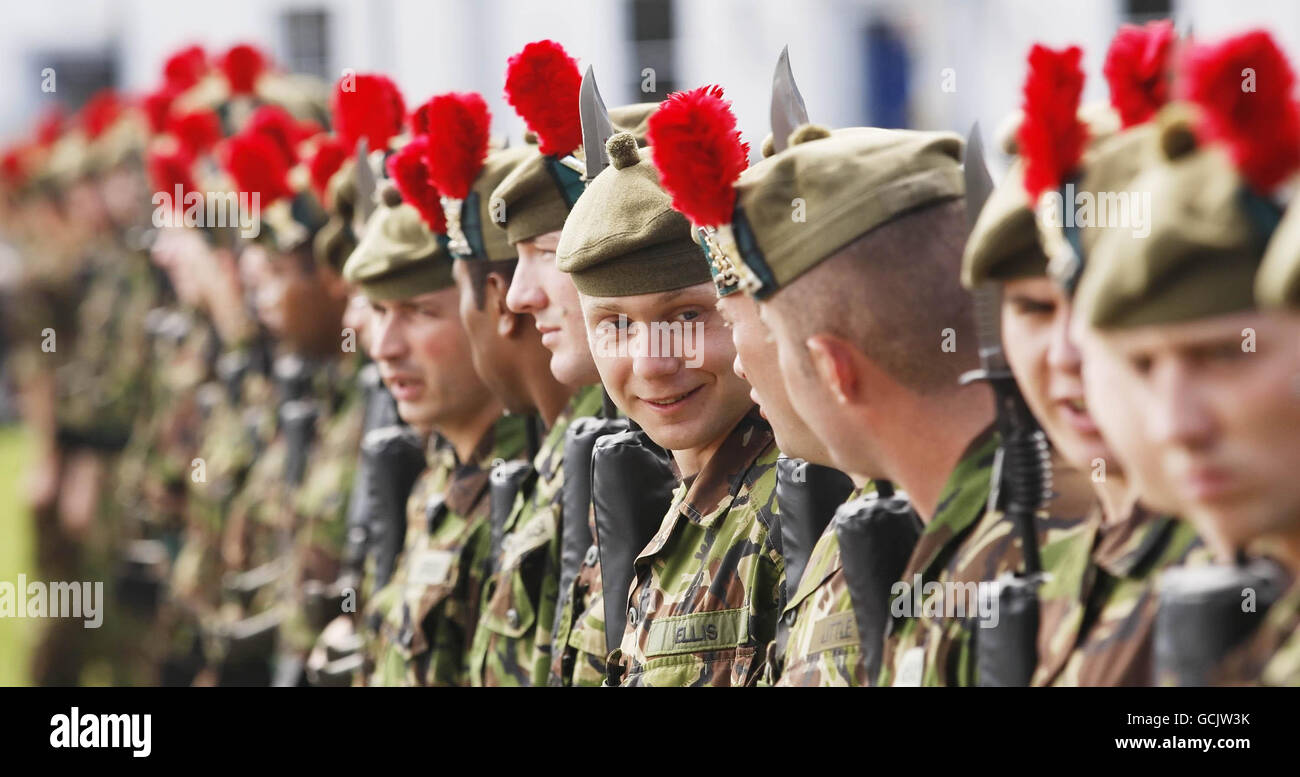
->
[368,415,528,686]
[171,351,275,614]
[115,306,218,535]
[552,547,608,687]
[280,359,369,657]
[361,443,453,684]
[612,408,784,687]
[770,487,870,687]
[1216,579,1300,686]
[469,385,603,686]
[55,242,158,448]
[548,408,613,688]
[1034,506,1209,686]
[213,357,352,632]
[878,429,1000,687]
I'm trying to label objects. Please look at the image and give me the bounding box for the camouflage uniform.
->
[158,344,273,683]
[611,408,784,687]
[770,488,871,687]
[54,239,158,453]
[1034,507,1209,686]
[207,357,346,678]
[1214,581,1300,686]
[552,546,608,687]
[278,357,368,665]
[365,414,528,686]
[172,350,275,618]
[878,429,1090,686]
[9,233,89,687]
[878,429,999,687]
[468,384,603,686]
[361,420,522,686]
[116,306,218,542]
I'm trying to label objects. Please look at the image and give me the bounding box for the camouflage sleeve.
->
[619,448,784,687]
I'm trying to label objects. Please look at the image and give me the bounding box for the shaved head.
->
[769,198,977,394]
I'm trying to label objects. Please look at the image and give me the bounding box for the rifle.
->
[339,366,402,580]
[272,353,315,406]
[359,425,427,591]
[961,123,1053,686]
[216,349,251,406]
[1154,558,1285,685]
[594,429,677,685]
[836,483,923,683]
[767,457,854,682]
[278,399,319,490]
[775,457,854,605]
[551,415,630,682]
[486,459,537,578]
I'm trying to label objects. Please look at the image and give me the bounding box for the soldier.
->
[554,124,784,687]
[960,25,1221,686]
[202,103,352,685]
[6,101,160,685]
[390,91,577,686]
[155,126,276,686]
[492,62,659,686]
[124,45,317,685]
[1073,29,1300,685]
[342,161,526,687]
[657,104,1038,685]
[459,43,620,687]
[1225,166,1300,685]
[271,137,376,687]
[647,82,878,686]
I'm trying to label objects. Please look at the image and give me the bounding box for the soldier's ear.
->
[805,333,860,406]
[488,272,522,337]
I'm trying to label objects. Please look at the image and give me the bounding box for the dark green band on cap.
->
[569,239,712,297]
[1257,193,1300,309]
[460,190,488,260]
[732,206,779,300]
[545,156,586,209]
[695,230,738,297]
[992,248,1050,283]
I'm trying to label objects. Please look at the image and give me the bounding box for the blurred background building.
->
[4,0,1300,168]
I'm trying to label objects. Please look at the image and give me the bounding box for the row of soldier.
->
[2,18,1299,687]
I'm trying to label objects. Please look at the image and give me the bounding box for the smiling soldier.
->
[557,129,784,687]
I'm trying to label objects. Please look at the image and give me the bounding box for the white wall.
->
[5,0,1300,160]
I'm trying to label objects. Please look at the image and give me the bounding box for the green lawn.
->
[0,424,35,686]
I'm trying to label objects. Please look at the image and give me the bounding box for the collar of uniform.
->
[444,414,527,516]
[675,406,774,529]
[1032,504,1104,686]
[1091,505,1180,580]
[905,425,1000,580]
